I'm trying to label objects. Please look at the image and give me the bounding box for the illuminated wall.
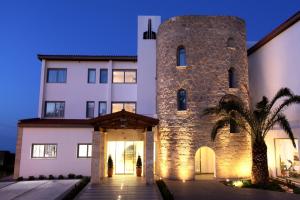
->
[156,16,252,180]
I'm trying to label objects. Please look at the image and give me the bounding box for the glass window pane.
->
[86,102,95,118]
[88,69,96,83]
[47,69,57,83]
[88,145,92,157]
[32,145,44,158]
[45,102,56,117]
[125,71,136,83]
[124,103,136,113]
[44,145,57,158]
[112,103,124,113]
[113,71,124,83]
[55,102,65,117]
[78,145,88,157]
[100,69,108,83]
[178,48,186,66]
[178,90,187,110]
[57,69,67,83]
[99,102,107,116]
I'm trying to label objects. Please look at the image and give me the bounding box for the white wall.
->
[19,127,93,177]
[137,16,161,117]
[41,60,137,119]
[249,21,300,124]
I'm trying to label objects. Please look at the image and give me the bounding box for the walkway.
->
[0,179,80,200]
[166,179,300,200]
[76,175,162,200]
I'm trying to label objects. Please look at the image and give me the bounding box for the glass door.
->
[115,141,125,174]
[124,142,134,174]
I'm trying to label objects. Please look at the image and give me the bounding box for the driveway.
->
[0,179,80,200]
[165,180,300,200]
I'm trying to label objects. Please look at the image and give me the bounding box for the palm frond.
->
[275,114,296,148]
[268,88,293,110]
[202,107,220,117]
[211,117,230,141]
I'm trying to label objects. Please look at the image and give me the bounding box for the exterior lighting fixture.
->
[226,178,230,182]
[182,179,186,183]
[232,180,243,187]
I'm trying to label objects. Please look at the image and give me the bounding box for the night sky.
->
[0,0,299,152]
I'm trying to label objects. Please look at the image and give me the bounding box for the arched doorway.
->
[195,146,215,179]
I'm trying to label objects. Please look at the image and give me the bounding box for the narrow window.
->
[99,101,107,116]
[47,68,67,83]
[228,68,236,88]
[112,70,137,83]
[227,37,235,49]
[32,144,57,158]
[77,144,92,158]
[177,89,187,110]
[86,101,95,118]
[112,102,136,113]
[100,69,108,83]
[45,101,65,117]
[177,46,186,66]
[88,69,96,83]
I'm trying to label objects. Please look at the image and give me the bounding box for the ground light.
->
[232,180,244,187]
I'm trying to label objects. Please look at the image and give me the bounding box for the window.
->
[99,101,107,116]
[113,70,137,83]
[112,102,136,113]
[227,37,235,49]
[47,68,67,83]
[88,69,96,83]
[100,69,108,83]
[177,89,187,110]
[77,144,92,158]
[32,144,57,158]
[86,101,95,118]
[177,46,186,66]
[228,68,237,88]
[45,101,65,117]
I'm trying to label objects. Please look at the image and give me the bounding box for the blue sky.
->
[0,0,299,152]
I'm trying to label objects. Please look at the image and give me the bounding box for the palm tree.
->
[203,88,300,185]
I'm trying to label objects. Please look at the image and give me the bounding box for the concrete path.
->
[0,179,80,200]
[76,176,162,200]
[166,179,300,200]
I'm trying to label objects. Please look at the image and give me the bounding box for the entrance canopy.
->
[90,109,159,130]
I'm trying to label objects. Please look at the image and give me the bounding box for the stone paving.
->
[0,179,80,200]
[76,175,162,200]
[166,179,300,200]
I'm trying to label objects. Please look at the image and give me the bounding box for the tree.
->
[202,88,300,185]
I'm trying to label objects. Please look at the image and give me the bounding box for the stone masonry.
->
[156,16,252,180]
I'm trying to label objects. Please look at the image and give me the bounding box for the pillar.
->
[91,130,105,184]
[145,127,154,184]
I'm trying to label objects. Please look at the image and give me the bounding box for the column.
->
[91,131,100,184]
[146,127,154,184]
[99,130,105,178]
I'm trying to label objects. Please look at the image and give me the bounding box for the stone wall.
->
[156,16,252,180]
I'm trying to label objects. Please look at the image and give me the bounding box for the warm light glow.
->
[226,178,230,182]
[182,179,186,183]
[232,180,243,187]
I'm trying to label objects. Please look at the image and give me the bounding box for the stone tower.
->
[156,16,252,180]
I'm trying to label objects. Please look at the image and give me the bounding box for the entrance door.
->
[195,146,215,174]
[107,141,143,175]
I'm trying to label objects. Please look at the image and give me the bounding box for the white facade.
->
[19,127,93,177]
[249,20,300,177]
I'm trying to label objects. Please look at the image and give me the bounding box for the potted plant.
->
[108,155,113,177]
[136,155,142,177]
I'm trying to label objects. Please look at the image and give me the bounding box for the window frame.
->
[177,46,187,67]
[46,68,67,83]
[87,68,96,84]
[98,101,107,116]
[111,102,136,113]
[77,143,92,158]
[31,143,57,159]
[44,101,65,118]
[100,68,108,84]
[228,68,237,88]
[177,89,187,111]
[86,101,95,118]
[112,69,137,84]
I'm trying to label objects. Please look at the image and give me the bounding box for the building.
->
[248,11,300,178]
[13,12,300,183]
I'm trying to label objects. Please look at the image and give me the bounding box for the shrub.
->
[293,187,300,194]
[108,155,113,169]
[28,176,35,181]
[58,175,64,179]
[156,179,174,200]
[38,175,46,180]
[49,175,54,180]
[75,175,83,179]
[17,177,23,181]
[136,155,142,168]
[68,173,76,179]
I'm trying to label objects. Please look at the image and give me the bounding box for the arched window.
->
[177,46,186,66]
[227,37,235,49]
[177,89,187,110]
[228,68,236,88]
